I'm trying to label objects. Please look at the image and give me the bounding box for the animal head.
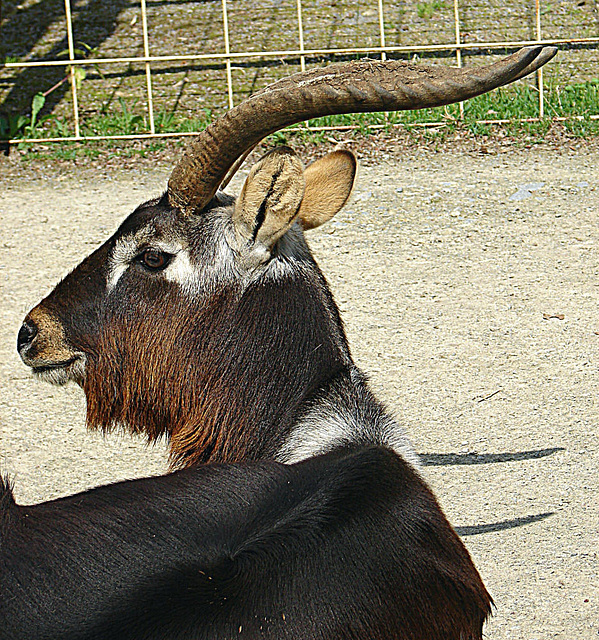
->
[17,47,556,467]
[18,147,357,467]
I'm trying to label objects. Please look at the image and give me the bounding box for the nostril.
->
[17,321,38,353]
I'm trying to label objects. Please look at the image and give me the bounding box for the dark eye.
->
[138,249,172,271]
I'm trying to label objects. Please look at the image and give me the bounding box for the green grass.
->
[417,1,446,20]
[300,80,599,140]
[4,81,599,149]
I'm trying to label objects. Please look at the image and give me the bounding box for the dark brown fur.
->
[1,447,491,640]
[84,252,348,468]
[16,156,493,638]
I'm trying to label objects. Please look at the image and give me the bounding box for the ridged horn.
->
[168,45,557,213]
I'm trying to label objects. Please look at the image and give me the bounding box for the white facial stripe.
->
[107,263,128,291]
[163,234,245,296]
[107,225,157,292]
[163,249,202,295]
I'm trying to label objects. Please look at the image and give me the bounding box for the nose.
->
[17,320,38,354]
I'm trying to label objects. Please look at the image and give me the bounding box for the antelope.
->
[10,46,556,639]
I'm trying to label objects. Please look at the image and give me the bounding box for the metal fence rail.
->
[1,0,598,145]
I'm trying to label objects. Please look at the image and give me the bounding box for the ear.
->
[233,147,305,248]
[298,150,358,230]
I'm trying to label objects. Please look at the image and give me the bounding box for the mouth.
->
[32,357,79,375]
[31,355,85,385]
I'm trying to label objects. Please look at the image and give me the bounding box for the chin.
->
[32,356,86,387]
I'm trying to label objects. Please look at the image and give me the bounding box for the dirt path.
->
[1,146,597,638]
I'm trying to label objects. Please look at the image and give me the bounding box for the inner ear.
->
[298,150,358,230]
[233,147,305,248]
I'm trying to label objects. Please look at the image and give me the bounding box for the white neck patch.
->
[277,394,421,469]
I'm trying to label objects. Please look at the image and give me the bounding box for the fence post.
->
[63,0,81,138]
[535,0,545,118]
[296,0,306,72]
[454,0,464,119]
[378,0,387,61]
[140,0,155,134]
[221,0,234,109]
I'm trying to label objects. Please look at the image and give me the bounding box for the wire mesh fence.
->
[1,0,598,144]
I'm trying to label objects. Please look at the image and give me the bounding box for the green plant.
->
[116,98,144,134]
[0,114,29,140]
[0,92,48,140]
[154,110,176,132]
[47,117,72,138]
[417,1,445,20]
[269,130,288,145]
[26,93,46,134]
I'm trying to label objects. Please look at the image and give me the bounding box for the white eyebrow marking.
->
[106,224,156,292]
[107,262,128,291]
[106,225,206,297]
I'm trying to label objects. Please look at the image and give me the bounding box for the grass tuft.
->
[3,82,598,155]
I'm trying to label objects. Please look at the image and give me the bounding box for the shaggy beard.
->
[84,277,347,469]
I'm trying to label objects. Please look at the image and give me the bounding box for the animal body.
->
[1,446,489,640]
[9,46,556,639]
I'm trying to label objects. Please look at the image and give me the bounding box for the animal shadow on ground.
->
[420,448,563,536]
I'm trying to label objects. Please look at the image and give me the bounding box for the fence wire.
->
[1,0,598,145]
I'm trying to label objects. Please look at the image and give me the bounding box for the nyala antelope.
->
[6,46,556,639]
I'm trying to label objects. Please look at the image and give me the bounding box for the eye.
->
[137,249,172,271]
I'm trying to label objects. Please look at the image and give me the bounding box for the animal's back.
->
[0,446,490,640]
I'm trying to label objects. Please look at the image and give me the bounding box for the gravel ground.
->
[1,145,597,638]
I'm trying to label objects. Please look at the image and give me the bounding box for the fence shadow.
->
[1,0,64,66]
[420,447,564,466]
[1,0,130,119]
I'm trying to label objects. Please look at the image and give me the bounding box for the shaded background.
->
[1,0,599,137]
